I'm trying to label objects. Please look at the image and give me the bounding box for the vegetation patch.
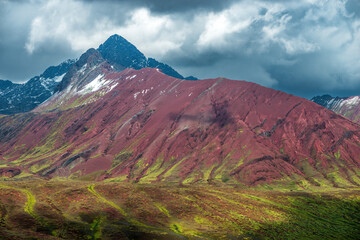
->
[112,151,132,168]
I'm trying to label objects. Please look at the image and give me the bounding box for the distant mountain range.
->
[0,38,359,187]
[0,59,75,114]
[312,95,360,124]
[0,34,196,115]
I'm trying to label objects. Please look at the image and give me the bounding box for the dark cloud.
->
[346,0,360,17]
[80,0,237,14]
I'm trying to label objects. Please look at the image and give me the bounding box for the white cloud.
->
[116,8,187,57]
[263,14,292,40]
[197,12,250,48]
[26,0,91,53]
[197,2,260,49]
[25,1,187,59]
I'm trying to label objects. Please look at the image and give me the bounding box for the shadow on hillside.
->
[0,210,185,240]
[244,192,360,240]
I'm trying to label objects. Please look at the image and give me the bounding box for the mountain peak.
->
[41,59,75,79]
[106,34,127,42]
[97,34,188,79]
[98,35,147,70]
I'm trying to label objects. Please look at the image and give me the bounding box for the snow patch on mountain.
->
[134,92,140,99]
[53,73,66,83]
[79,64,88,75]
[126,74,137,80]
[77,73,119,96]
[78,74,105,94]
[339,96,360,108]
[326,98,344,110]
[107,83,118,92]
[39,73,65,91]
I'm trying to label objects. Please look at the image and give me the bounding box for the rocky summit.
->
[98,34,193,80]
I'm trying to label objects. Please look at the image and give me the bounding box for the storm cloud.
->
[0,0,359,98]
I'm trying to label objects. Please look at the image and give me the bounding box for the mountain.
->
[98,34,147,70]
[147,57,184,79]
[98,34,195,80]
[0,48,360,188]
[0,59,75,115]
[0,35,194,115]
[312,95,360,124]
[0,79,15,90]
[184,75,198,80]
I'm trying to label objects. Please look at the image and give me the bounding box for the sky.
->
[0,0,360,98]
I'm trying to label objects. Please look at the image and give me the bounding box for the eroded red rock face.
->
[1,66,360,187]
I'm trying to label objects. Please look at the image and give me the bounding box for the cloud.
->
[24,1,186,58]
[171,0,360,97]
[197,3,258,49]
[115,8,186,57]
[0,0,78,82]
[1,0,360,98]
[80,0,237,14]
[25,0,107,54]
[346,0,360,17]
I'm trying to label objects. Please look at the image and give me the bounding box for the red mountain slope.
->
[1,52,360,187]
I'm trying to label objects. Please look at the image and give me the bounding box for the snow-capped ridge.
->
[312,94,360,124]
[0,59,74,114]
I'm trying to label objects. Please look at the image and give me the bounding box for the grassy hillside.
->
[0,181,359,239]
